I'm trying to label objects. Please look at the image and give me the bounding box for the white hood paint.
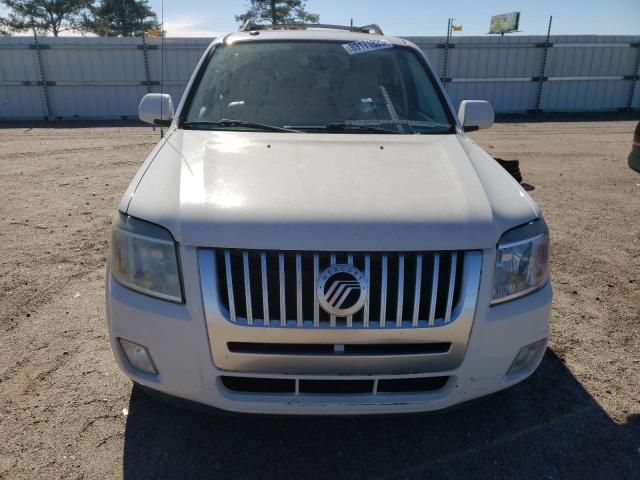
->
[124,130,539,251]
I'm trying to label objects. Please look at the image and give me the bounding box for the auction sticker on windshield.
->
[342,39,393,55]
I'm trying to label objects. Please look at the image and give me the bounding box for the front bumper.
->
[106,246,551,415]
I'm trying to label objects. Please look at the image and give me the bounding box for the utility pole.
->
[533,16,553,112]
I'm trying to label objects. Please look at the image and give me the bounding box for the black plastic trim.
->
[227,342,451,356]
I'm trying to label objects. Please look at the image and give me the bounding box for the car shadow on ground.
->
[122,350,639,479]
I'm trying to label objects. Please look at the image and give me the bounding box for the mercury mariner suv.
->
[106,23,552,415]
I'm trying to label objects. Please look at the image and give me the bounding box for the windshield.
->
[182,40,454,134]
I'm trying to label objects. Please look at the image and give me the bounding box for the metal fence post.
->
[626,43,640,110]
[533,16,553,112]
[441,18,452,89]
[141,34,152,93]
[32,32,53,120]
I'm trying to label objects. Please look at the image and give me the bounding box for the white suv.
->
[106,24,552,415]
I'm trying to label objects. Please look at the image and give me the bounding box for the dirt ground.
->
[0,119,638,479]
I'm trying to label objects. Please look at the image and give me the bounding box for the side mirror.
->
[138,93,174,126]
[458,100,494,132]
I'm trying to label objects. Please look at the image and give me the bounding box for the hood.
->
[124,130,539,251]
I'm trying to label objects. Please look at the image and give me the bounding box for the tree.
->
[236,0,319,25]
[0,17,10,35]
[144,24,163,37]
[83,0,159,37]
[0,0,91,36]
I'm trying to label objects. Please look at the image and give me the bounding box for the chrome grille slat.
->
[363,255,370,328]
[224,250,236,322]
[329,254,337,327]
[313,254,319,327]
[396,255,404,327]
[279,254,286,326]
[347,254,354,327]
[445,253,458,323]
[242,252,253,325]
[296,254,303,327]
[412,255,422,326]
[215,249,468,329]
[380,255,388,328]
[429,253,440,327]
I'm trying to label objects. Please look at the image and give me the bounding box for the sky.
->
[152,0,640,37]
[1,0,639,37]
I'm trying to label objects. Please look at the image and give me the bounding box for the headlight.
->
[492,220,549,304]
[111,212,183,302]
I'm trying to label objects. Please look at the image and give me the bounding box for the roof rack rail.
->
[239,21,384,35]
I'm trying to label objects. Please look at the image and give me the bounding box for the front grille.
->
[212,249,466,329]
[220,375,450,395]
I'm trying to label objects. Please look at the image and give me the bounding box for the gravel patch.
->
[0,120,638,479]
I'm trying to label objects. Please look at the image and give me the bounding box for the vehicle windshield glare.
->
[183,40,453,134]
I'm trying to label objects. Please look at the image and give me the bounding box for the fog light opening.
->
[506,338,547,378]
[118,338,158,375]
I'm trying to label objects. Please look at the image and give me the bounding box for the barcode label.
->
[342,39,393,55]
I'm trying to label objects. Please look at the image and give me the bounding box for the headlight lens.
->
[492,220,549,304]
[111,212,183,302]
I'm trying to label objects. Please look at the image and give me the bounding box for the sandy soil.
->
[0,120,638,479]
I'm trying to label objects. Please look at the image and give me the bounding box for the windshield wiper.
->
[288,123,402,134]
[324,123,402,134]
[182,119,302,133]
